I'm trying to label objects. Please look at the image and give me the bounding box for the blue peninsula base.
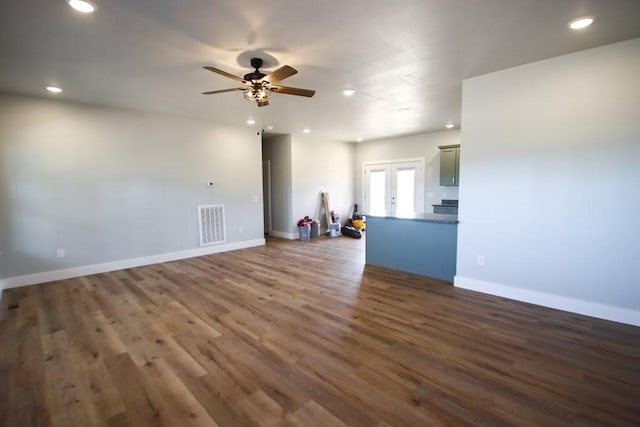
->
[365,215,458,282]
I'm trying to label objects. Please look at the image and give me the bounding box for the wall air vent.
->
[198,204,226,246]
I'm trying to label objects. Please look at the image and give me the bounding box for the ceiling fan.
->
[202,58,316,107]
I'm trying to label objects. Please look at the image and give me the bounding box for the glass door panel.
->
[394,167,416,215]
[364,164,391,215]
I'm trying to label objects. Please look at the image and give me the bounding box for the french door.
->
[363,160,424,216]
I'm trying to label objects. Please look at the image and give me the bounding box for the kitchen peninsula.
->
[365,213,458,282]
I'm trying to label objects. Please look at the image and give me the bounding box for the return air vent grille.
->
[198,204,226,246]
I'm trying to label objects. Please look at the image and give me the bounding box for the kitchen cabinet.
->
[432,199,459,215]
[439,144,460,186]
[433,206,458,215]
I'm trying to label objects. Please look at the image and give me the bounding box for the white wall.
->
[355,130,461,213]
[0,93,264,287]
[291,136,355,232]
[262,134,293,237]
[456,38,640,325]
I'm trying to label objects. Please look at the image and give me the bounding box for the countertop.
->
[364,212,459,224]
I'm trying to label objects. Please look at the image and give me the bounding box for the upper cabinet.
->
[439,144,460,186]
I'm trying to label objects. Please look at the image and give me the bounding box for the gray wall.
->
[291,135,355,231]
[0,93,264,283]
[355,130,461,213]
[456,38,640,321]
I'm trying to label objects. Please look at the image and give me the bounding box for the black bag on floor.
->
[341,225,362,239]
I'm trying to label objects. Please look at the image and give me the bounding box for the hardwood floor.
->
[1,235,639,426]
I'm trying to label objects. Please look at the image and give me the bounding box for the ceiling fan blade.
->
[264,65,297,84]
[203,66,246,82]
[202,88,244,95]
[271,85,316,97]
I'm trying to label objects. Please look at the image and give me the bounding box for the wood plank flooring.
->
[1,235,639,426]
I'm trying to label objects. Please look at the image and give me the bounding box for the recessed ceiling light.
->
[46,86,63,93]
[356,137,363,142]
[246,118,256,125]
[303,128,311,134]
[446,122,454,129]
[568,16,595,30]
[68,0,96,13]
[398,107,410,113]
[266,125,274,131]
[342,89,356,97]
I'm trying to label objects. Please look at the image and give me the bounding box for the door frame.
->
[262,160,272,235]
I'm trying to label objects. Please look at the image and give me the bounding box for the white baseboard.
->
[269,230,298,240]
[454,276,640,327]
[0,238,265,290]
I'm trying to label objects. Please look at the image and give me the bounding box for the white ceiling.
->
[2,0,640,142]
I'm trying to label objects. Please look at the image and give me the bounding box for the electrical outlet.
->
[252,195,259,202]
[477,255,485,266]
[57,249,65,258]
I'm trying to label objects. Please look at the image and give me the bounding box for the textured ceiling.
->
[2,0,640,142]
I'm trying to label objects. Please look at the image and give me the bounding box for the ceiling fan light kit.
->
[243,80,271,106]
[203,57,315,107]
